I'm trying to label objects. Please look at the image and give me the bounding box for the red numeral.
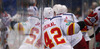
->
[51,27,66,45]
[44,27,66,48]
[25,27,39,45]
[44,31,54,48]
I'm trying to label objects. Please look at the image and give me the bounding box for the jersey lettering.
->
[25,27,39,45]
[44,27,66,48]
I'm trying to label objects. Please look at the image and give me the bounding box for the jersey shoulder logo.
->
[64,19,71,25]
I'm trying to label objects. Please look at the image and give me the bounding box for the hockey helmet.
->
[62,5,68,13]
[53,4,63,15]
[43,7,54,18]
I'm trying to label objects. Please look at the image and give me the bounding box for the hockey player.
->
[18,4,43,49]
[43,5,98,49]
[63,5,91,49]
[90,6,100,49]
[10,1,43,49]
[10,9,43,49]
[43,7,73,49]
[53,4,90,49]
[0,7,11,49]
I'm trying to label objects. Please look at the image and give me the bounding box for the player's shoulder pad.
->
[50,16,62,20]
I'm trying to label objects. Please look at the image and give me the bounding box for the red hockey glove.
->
[84,11,98,26]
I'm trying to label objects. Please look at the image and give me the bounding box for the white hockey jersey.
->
[58,13,82,47]
[43,16,82,49]
[13,17,43,49]
[27,6,38,17]
[61,13,91,46]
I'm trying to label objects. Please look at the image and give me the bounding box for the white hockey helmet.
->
[27,6,38,17]
[53,4,63,15]
[62,5,68,13]
[43,7,54,18]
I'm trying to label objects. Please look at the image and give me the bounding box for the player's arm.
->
[67,11,98,35]
[10,21,25,32]
[10,21,26,35]
[66,21,91,35]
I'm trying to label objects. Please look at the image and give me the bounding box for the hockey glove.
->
[84,11,98,26]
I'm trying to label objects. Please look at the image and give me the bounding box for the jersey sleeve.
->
[14,23,25,35]
[14,22,30,35]
[61,20,80,35]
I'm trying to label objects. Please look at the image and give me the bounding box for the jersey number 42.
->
[44,27,66,48]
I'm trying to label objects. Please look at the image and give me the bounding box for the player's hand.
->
[84,11,98,26]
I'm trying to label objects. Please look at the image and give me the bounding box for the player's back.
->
[18,17,43,49]
[43,16,73,49]
[62,13,78,22]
